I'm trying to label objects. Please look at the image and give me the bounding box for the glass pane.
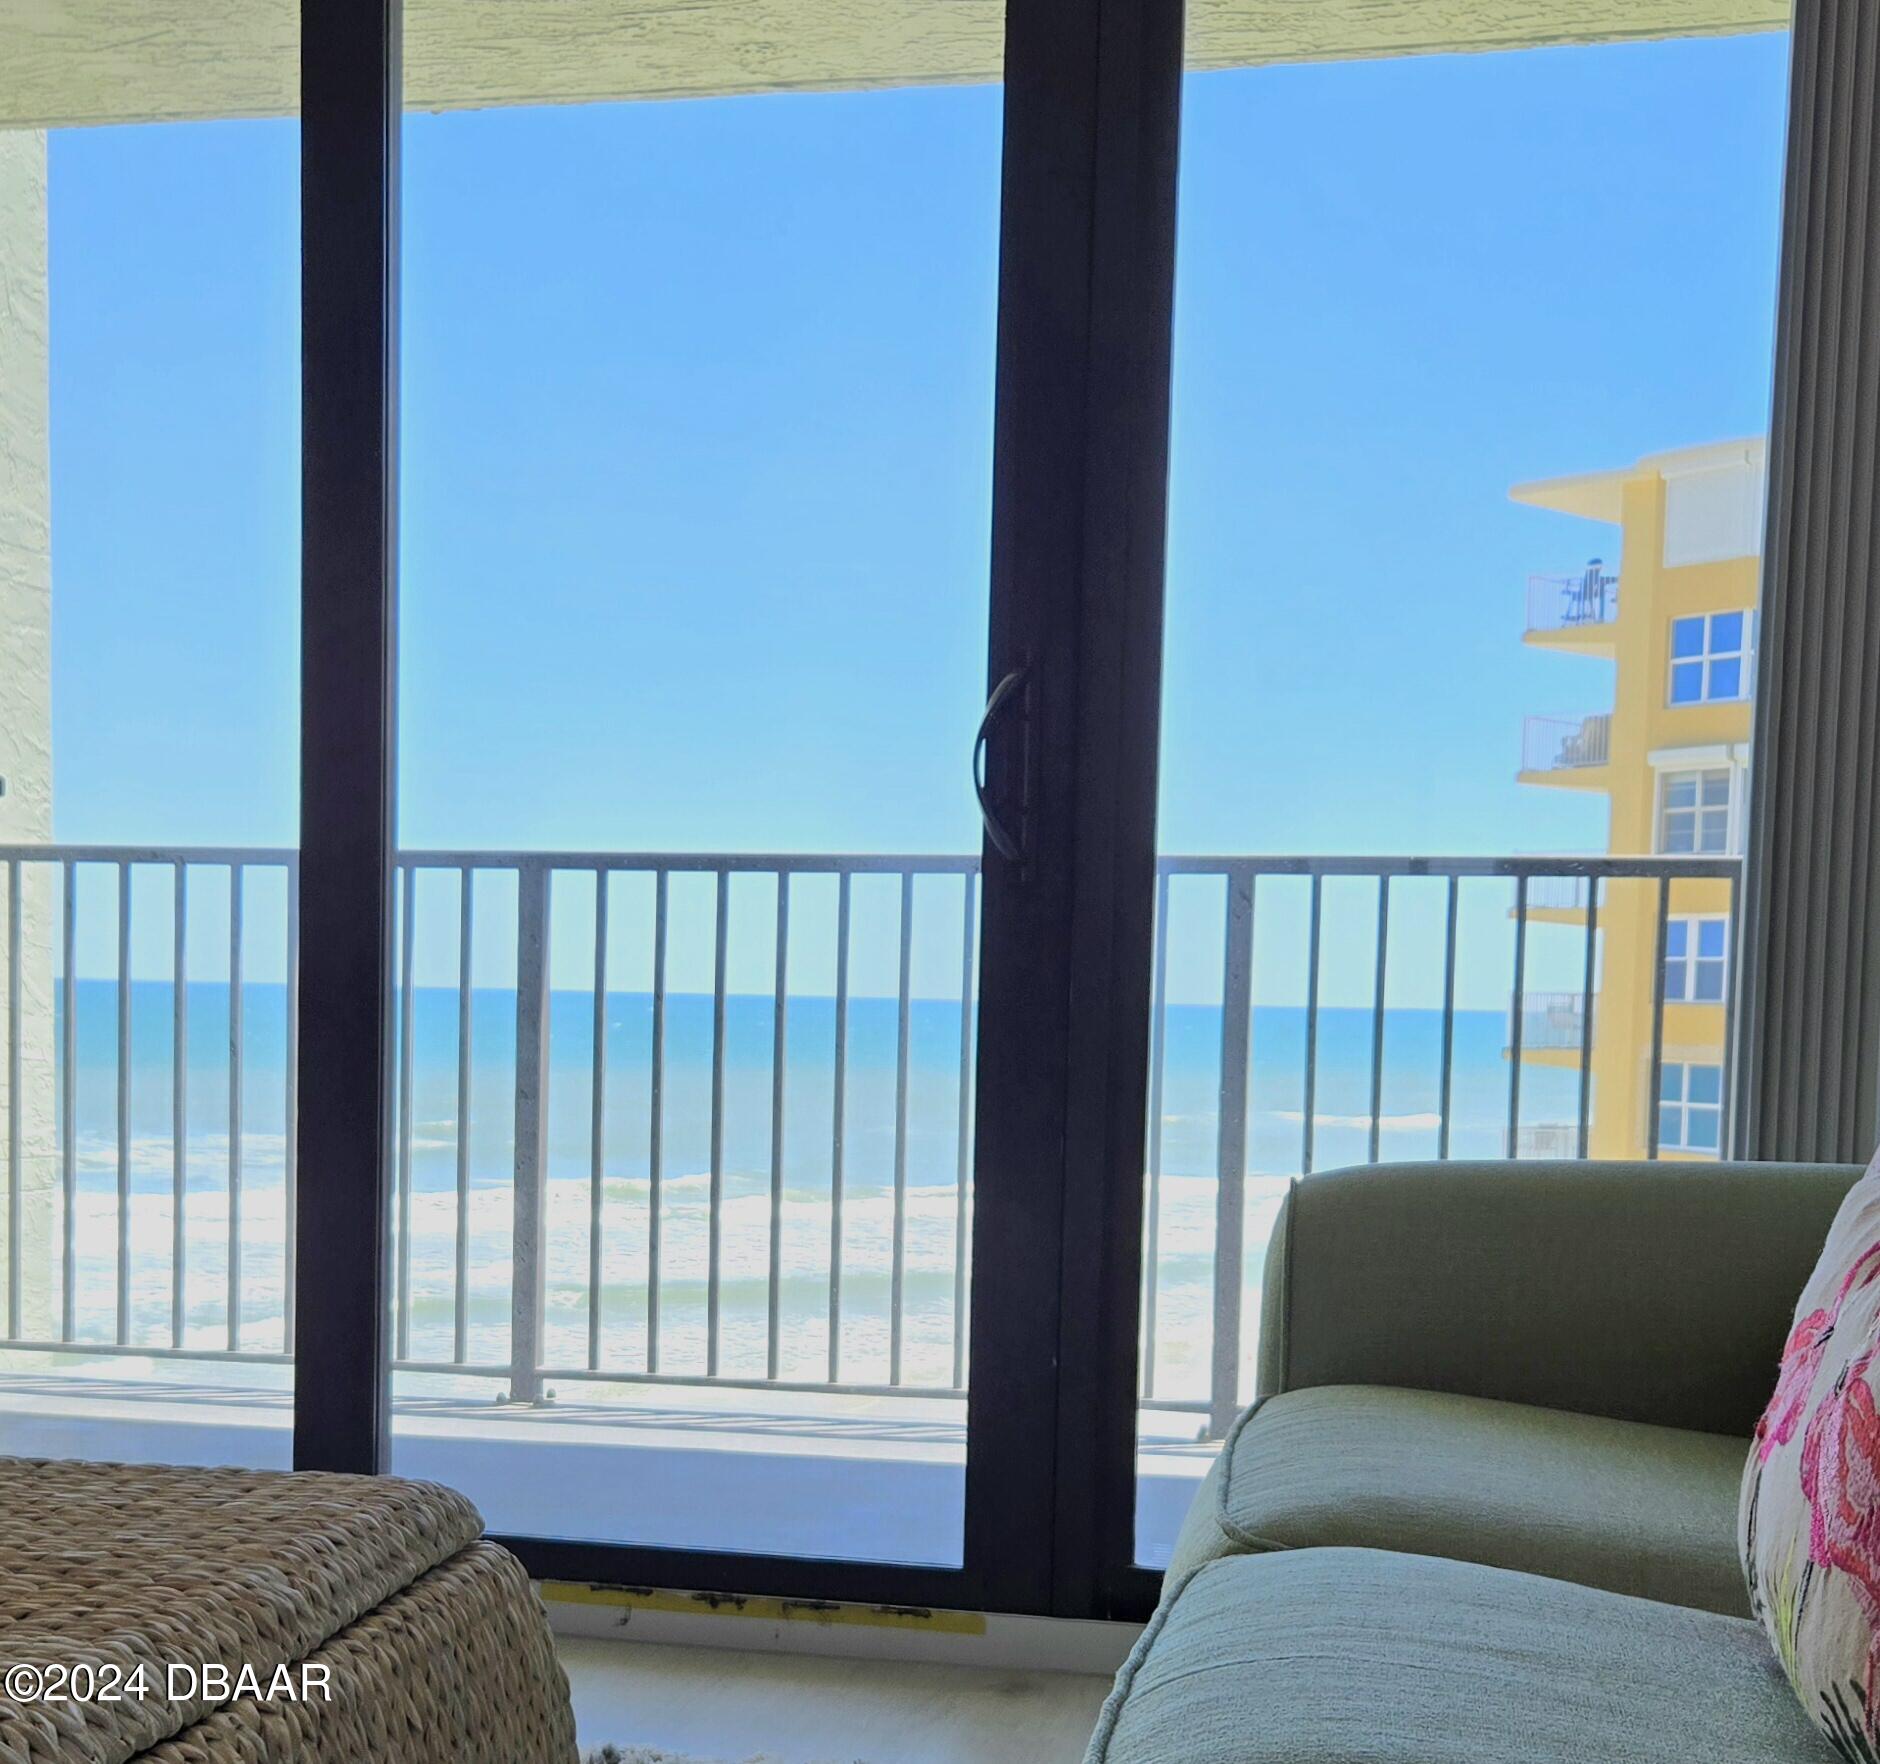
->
[1687,1108,1722,1152]
[1711,610,1745,651]
[1694,960,1726,1003]
[1136,14,1786,1566]
[0,23,298,1467]
[1689,1065,1723,1106]
[389,17,1001,1563]
[1709,657,1743,700]
[1665,921,1689,957]
[1698,920,1729,957]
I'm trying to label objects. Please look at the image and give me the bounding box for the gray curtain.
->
[1737,0,1880,1163]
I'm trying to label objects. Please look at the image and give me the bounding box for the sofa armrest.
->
[1254,1158,1860,1437]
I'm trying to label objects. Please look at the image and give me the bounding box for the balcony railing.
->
[1523,712,1611,773]
[1522,874,1597,913]
[1507,1122,1582,1159]
[0,846,1741,1440]
[1510,989,1587,1052]
[1527,564,1619,634]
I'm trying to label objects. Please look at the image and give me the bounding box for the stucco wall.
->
[0,0,1790,128]
[0,129,56,1340]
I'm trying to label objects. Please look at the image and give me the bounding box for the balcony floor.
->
[0,1368,1212,1570]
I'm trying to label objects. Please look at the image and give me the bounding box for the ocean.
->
[38,979,1578,1404]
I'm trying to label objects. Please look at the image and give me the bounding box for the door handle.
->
[973,664,1029,863]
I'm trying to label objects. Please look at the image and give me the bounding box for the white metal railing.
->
[1523,712,1611,773]
[1511,989,1588,1052]
[0,845,1741,1440]
[1527,563,1619,634]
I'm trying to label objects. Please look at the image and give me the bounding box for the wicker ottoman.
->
[0,1457,577,1764]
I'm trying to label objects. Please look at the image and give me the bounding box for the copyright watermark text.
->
[5,1662,332,1704]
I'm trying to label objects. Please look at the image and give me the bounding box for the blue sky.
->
[43,30,1790,1001]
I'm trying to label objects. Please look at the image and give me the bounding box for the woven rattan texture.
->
[139,1542,577,1764]
[0,1456,484,1764]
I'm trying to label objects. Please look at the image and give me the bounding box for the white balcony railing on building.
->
[1523,712,1611,773]
[0,846,1740,1441]
[1507,1122,1582,1159]
[1527,563,1619,634]
[1510,990,1588,1053]
[1523,875,1597,913]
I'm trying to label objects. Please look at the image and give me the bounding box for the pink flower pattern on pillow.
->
[1742,1157,1880,1762]
[1803,1345,1880,1726]
[1758,1245,1880,1464]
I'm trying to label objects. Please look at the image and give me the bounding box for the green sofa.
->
[1089,1159,1863,1764]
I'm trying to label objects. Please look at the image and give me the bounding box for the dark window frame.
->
[295,0,1184,1621]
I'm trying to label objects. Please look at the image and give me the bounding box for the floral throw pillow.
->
[1743,1154,1880,1761]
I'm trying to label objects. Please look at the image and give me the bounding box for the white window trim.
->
[1659,1059,1724,1156]
[1649,747,1752,858]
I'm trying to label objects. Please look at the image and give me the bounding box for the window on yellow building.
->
[1669,611,1757,704]
[1659,1062,1723,1154]
[1659,768,1733,853]
[1664,917,1728,1003]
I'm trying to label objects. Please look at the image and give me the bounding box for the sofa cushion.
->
[1087,1548,1833,1764]
[1741,1148,1880,1754]
[1169,1383,1749,1614]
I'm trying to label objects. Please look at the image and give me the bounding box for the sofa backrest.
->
[1260,1158,1862,1438]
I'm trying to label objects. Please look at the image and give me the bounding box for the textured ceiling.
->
[2,0,1789,128]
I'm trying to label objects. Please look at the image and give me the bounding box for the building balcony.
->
[1507,1122,1582,1159]
[1510,990,1588,1055]
[1525,565,1620,654]
[1520,713,1611,786]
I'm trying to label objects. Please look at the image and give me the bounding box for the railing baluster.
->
[1437,876,1459,1159]
[1211,869,1255,1438]
[647,869,667,1374]
[283,860,299,1354]
[1577,879,1600,1160]
[509,863,551,1404]
[707,869,728,1378]
[588,871,608,1374]
[952,873,975,1392]
[828,870,850,1384]
[890,872,914,1386]
[227,862,244,1351]
[60,862,74,1341]
[7,860,21,1341]
[172,862,187,1347]
[1301,876,1322,1175]
[116,862,131,1345]
[453,868,473,1366]
[1367,876,1389,1165]
[394,864,415,1361]
[1648,875,1671,1159]
[1505,875,1529,1157]
[1142,869,1171,1401]
[765,873,790,1382]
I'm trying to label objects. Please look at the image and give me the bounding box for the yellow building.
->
[1512,439,1762,1160]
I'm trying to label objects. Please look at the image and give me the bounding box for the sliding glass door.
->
[1128,16,1793,1571]
[385,31,1003,1564]
[279,0,1816,1625]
